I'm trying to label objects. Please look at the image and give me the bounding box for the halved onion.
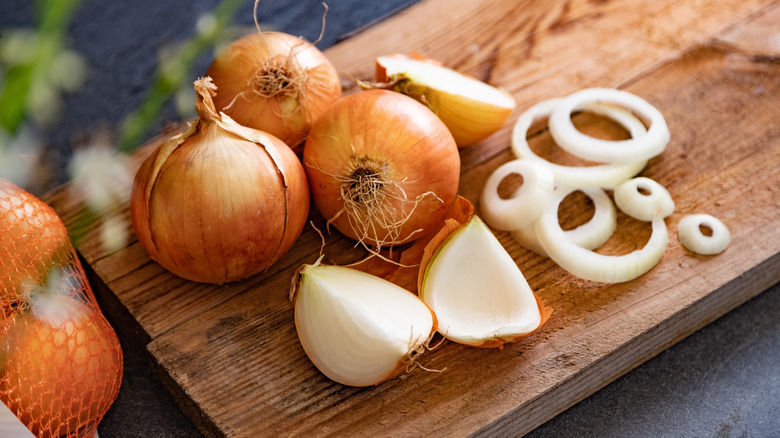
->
[614,177,675,221]
[535,186,669,283]
[480,160,554,231]
[548,88,670,164]
[419,216,550,348]
[373,53,516,147]
[511,98,648,189]
[291,262,436,387]
[677,214,730,255]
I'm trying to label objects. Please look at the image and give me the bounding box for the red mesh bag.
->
[0,178,123,437]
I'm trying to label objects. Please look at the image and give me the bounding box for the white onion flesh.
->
[511,98,648,189]
[614,177,675,221]
[511,186,617,256]
[292,264,435,387]
[480,160,554,231]
[548,88,670,164]
[677,214,730,255]
[535,186,669,282]
[420,216,542,347]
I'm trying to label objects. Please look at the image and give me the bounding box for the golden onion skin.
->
[206,32,342,154]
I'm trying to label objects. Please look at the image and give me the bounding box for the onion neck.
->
[194,77,222,123]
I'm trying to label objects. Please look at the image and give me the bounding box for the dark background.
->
[1,1,778,437]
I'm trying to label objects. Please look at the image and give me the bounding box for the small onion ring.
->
[548,88,670,164]
[614,177,675,222]
[511,186,616,256]
[511,98,648,189]
[677,214,730,255]
[535,186,669,283]
[480,160,554,231]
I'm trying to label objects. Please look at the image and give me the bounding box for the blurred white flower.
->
[68,144,133,214]
[0,126,42,188]
[100,214,129,254]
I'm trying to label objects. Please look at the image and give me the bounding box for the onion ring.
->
[511,187,616,256]
[614,177,675,222]
[535,186,669,282]
[548,88,670,164]
[511,98,648,189]
[677,214,730,255]
[480,160,554,231]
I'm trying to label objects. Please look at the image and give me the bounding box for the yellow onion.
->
[130,77,309,284]
[302,89,460,248]
[372,53,516,147]
[205,31,342,154]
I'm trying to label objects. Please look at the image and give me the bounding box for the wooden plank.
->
[41,0,780,436]
[147,43,780,436]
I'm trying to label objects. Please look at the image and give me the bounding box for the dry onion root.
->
[510,98,648,189]
[302,89,460,249]
[205,2,341,153]
[291,261,437,387]
[419,216,551,348]
[130,77,310,284]
[370,53,516,147]
[535,186,669,283]
[677,214,730,255]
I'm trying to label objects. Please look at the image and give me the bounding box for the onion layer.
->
[535,186,669,283]
[548,88,670,164]
[206,31,342,153]
[677,214,730,255]
[511,98,648,189]
[302,89,460,247]
[511,187,616,256]
[480,160,554,231]
[614,177,675,221]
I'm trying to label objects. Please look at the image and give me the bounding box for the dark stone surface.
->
[1,1,778,437]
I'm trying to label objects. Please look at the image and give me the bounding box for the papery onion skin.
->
[131,79,310,284]
[302,89,460,247]
[206,32,342,153]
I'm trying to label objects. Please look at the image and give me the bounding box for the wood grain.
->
[43,0,780,436]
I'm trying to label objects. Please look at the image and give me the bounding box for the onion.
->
[511,98,648,189]
[302,89,460,248]
[614,176,675,221]
[291,261,436,386]
[205,5,341,153]
[480,159,554,231]
[511,186,617,257]
[130,77,310,284]
[372,53,516,147]
[419,216,551,348]
[535,186,669,283]
[548,88,670,164]
[677,214,730,255]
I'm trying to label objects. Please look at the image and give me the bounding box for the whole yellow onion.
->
[130,77,310,284]
[206,31,342,154]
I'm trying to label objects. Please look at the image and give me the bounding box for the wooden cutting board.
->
[44,0,780,436]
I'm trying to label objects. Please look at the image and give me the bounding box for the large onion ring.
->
[677,214,730,255]
[511,98,648,189]
[480,160,554,231]
[511,187,616,256]
[548,88,670,164]
[614,177,675,221]
[535,186,669,282]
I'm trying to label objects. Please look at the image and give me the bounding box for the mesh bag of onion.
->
[0,178,123,437]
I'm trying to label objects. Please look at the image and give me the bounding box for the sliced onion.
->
[614,177,675,221]
[480,160,554,231]
[677,214,730,255]
[511,98,648,189]
[548,88,670,164]
[535,186,669,282]
[511,186,616,256]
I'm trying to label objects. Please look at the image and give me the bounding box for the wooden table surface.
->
[39,0,780,436]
